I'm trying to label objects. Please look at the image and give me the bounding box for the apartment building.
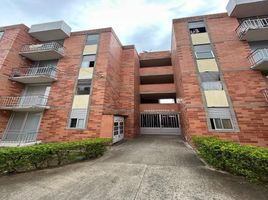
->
[0,0,267,147]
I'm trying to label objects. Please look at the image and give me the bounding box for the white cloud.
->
[0,0,229,51]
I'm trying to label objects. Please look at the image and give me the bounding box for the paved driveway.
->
[0,135,267,200]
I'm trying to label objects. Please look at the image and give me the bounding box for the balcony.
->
[227,0,268,18]
[29,21,71,41]
[236,18,268,41]
[20,42,64,61]
[0,96,49,111]
[10,66,57,84]
[0,131,38,146]
[262,89,268,103]
[248,48,268,71]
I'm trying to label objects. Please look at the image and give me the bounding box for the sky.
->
[0,0,229,52]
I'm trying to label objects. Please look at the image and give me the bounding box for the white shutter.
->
[207,108,231,119]
[189,21,205,29]
[70,108,87,119]
[202,81,223,90]
[200,72,220,82]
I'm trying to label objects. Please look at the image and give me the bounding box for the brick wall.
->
[172,13,268,147]
[0,25,36,138]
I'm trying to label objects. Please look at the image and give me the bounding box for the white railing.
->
[262,89,268,103]
[11,66,57,79]
[248,48,268,67]
[236,18,268,40]
[0,95,48,108]
[1,131,38,143]
[21,41,64,54]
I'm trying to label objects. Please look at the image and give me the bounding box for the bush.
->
[0,138,111,174]
[192,136,268,183]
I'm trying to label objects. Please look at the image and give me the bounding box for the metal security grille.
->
[140,112,180,135]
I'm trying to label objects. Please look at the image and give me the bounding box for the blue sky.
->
[0,0,229,52]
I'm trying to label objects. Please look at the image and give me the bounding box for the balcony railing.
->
[236,18,268,40]
[1,131,38,144]
[0,95,48,110]
[262,89,268,103]
[10,66,57,83]
[20,42,64,61]
[11,66,57,78]
[248,48,268,70]
[21,42,64,54]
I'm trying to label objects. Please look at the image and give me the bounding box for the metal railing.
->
[1,131,38,144]
[0,95,48,108]
[248,48,268,67]
[236,18,268,40]
[262,89,268,103]
[11,66,57,79]
[140,113,180,128]
[21,41,64,54]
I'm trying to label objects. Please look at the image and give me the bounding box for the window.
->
[202,81,223,90]
[194,44,214,59]
[76,79,91,95]
[189,21,206,34]
[86,34,99,45]
[210,118,233,130]
[208,108,234,131]
[69,109,87,129]
[81,55,96,68]
[70,118,77,128]
[69,118,85,128]
[0,31,4,40]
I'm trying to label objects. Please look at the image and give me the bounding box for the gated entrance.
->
[140,112,181,135]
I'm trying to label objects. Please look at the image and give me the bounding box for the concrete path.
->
[0,135,267,200]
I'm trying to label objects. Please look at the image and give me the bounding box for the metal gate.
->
[140,112,181,135]
[113,116,124,143]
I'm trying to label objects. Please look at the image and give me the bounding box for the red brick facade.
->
[172,13,268,146]
[0,12,267,147]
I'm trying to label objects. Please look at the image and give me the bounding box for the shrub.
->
[0,138,111,174]
[192,136,268,183]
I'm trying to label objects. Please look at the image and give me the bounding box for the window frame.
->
[81,54,96,68]
[76,79,92,95]
[194,44,215,59]
[86,34,99,45]
[69,118,86,129]
[210,118,234,131]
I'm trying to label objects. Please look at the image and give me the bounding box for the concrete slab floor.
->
[0,135,267,200]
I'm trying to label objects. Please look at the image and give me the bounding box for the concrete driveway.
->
[0,135,267,200]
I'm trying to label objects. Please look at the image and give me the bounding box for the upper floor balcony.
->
[20,42,64,61]
[236,18,268,41]
[248,48,268,71]
[0,95,49,111]
[10,66,57,84]
[227,0,268,18]
[29,21,71,42]
[262,88,268,103]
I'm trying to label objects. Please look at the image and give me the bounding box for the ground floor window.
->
[210,118,233,130]
[68,109,87,129]
[207,108,235,131]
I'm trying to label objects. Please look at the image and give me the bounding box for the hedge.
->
[0,138,110,174]
[192,136,268,183]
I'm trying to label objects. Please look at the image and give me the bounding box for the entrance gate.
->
[140,112,181,135]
